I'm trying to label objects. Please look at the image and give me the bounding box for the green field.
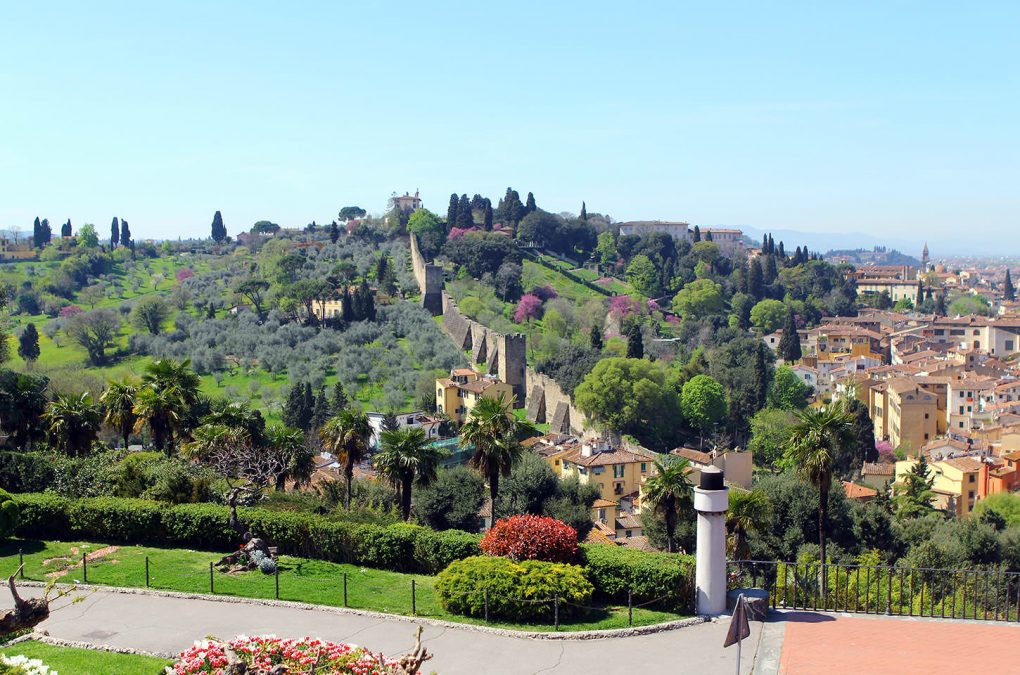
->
[0,640,171,675]
[0,540,684,633]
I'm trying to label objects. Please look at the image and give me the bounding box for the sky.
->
[1,2,1017,252]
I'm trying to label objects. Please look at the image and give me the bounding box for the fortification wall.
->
[408,233,444,315]
[525,368,588,436]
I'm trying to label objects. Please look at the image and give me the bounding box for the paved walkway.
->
[777,612,1020,674]
[3,587,772,674]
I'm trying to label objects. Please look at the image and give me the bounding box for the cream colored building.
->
[895,456,984,517]
[558,438,656,501]
[435,368,515,424]
[870,379,939,455]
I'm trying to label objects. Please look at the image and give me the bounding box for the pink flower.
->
[59,305,83,317]
[513,294,543,323]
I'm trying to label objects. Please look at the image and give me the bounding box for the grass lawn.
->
[0,640,171,674]
[0,540,684,633]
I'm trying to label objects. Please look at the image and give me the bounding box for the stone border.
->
[3,632,177,660]
[13,581,707,641]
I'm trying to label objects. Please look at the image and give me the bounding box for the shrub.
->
[11,493,71,540]
[68,497,163,543]
[481,514,578,563]
[0,489,18,540]
[258,558,277,575]
[580,543,695,612]
[435,555,593,621]
[0,452,54,493]
[171,636,401,674]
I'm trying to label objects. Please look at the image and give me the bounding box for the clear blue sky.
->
[1,2,1017,250]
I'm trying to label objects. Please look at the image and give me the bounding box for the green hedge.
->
[435,555,594,621]
[10,493,480,575]
[580,543,695,612]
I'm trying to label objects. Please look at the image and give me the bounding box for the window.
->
[613,465,625,479]
[625,530,633,537]
[924,433,929,440]
[969,474,975,483]
[967,406,972,413]
[925,413,930,419]
[641,463,647,473]
[598,508,606,521]
[960,406,965,414]
[974,330,980,336]
[968,490,975,499]
[960,392,965,398]
[1008,340,1015,351]
[960,422,965,428]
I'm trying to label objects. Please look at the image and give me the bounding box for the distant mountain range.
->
[736,225,1004,259]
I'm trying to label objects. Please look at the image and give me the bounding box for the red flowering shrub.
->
[480,514,578,563]
[176,268,195,283]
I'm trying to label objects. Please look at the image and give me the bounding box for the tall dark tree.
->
[625,322,644,359]
[332,382,349,414]
[935,292,947,316]
[39,219,52,246]
[753,343,769,411]
[110,217,120,247]
[32,217,41,248]
[483,199,493,230]
[310,387,331,428]
[329,220,340,244]
[777,241,786,259]
[580,202,587,221]
[1005,269,1016,302]
[283,384,313,430]
[761,234,768,251]
[211,211,227,243]
[17,323,40,365]
[767,234,775,254]
[916,281,924,305]
[748,258,765,300]
[589,324,603,351]
[524,192,536,214]
[778,310,802,362]
[705,230,714,242]
[446,193,459,225]
[456,194,473,229]
[692,225,701,242]
[120,220,131,248]
[764,255,778,284]
[837,398,878,478]
[60,220,72,238]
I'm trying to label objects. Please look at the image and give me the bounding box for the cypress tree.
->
[283,384,312,429]
[211,210,227,243]
[753,343,769,410]
[303,383,315,424]
[777,241,786,260]
[1005,269,1016,302]
[340,286,353,320]
[916,281,924,305]
[767,234,775,254]
[590,324,603,351]
[748,259,765,300]
[311,387,331,428]
[32,217,41,248]
[61,220,72,238]
[525,192,536,214]
[332,382,349,412]
[456,194,473,229]
[693,225,701,242]
[483,199,493,230]
[18,323,40,365]
[764,255,778,284]
[762,234,768,251]
[207,303,216,319]
[120,220,131,248]
[935,293,947,316]
[580,202,587,221]
[705,230,714,242]
[447,193,459,225]
[111,217,120,247]
[778,310,802,363]
[358,281,376,321]
[625,322,644,359]
[40,219,51,246]
[329,221,340,244]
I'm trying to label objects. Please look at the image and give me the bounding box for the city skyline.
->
[1,2,1017,250]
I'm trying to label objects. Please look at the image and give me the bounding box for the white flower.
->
[0,653,58,675]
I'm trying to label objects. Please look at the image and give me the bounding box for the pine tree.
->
[748,259,765,300]
[331,382,349,412]
[896,454,936,517]
[111,217,120,247]
[17,323,40,365]
[120,220,131,248]
[311,387,331,428]
[525,192,536,214]
[447,193,460,225]
[1005,269,1016,302]
[778,310,802,363]
[625,322,644,359]
[283,384,312,429]
[590,324,603,351]
[456,194,473,229]
[483,199,493,230]
[329,221,340,244]
[693,226,701,242]
[211,210,227,243]
[580,202,587,222]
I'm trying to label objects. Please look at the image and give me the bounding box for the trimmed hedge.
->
[580,543,695,612]
[10,493,480,575]
[435,555,593,621]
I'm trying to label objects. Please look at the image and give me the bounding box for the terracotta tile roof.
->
[841,480,878,500]
[592,498,618,508]
[941,457,983,472]
[560,446,652,468]
[584,526,615,545]
[615,513,643,530]
[672,447,713,464]
[862,462,895,476]
[616,535,658,552]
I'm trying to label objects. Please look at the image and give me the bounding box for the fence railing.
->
[729,560,1020,621]
[6,548,671,630]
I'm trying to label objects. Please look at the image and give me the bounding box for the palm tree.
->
[43,393,102,457]
[783,403,854,567]
[374,427,448,521]
[133,385,186,453]
[141,358,202,443]
[642,455,694,553]
[320,408,372,509]
[726,489,772,561]
[179,423,237,461]
[460,394,535,522]
[265,423,312,491]
[100,379,138,449]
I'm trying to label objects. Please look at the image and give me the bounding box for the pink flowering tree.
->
[608,295,641,318]
[176,268,195,283]
[59,305,83,317]
[513,294,543,323]
[447,227,476,240]
[875,440,895,463]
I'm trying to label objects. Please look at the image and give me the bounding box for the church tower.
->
[921,242,930,272]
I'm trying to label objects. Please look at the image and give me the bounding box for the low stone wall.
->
[525,368,588,436]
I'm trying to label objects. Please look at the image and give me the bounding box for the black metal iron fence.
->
[729,560,1020,621]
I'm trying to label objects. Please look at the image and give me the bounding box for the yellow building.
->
[870,379,939,455]
[557,438,656,500]
[895,456,984,517]
[435,368,515,424]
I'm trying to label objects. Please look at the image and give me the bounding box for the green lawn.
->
[0,640,171,675]
[0,540,684,633]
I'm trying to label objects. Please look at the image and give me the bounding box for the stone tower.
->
[497,333,527,405]
[921,242,930,272]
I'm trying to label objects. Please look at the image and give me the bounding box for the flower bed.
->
[170,636,411,675]
[0,653,56,675]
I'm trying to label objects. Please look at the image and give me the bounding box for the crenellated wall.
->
[410,234,587,432]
